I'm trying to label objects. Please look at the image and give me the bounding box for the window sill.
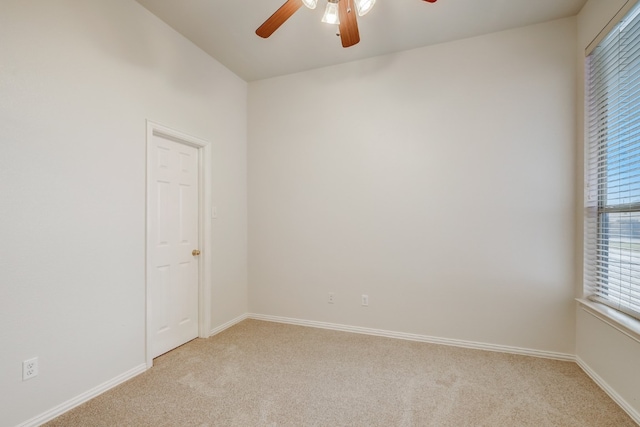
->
[576,298,640,344]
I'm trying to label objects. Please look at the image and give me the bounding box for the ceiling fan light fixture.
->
[302,0,318,9]
[321,0,340,25]
[355,0,376,16]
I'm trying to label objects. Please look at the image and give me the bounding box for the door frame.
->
[145,120,212,368]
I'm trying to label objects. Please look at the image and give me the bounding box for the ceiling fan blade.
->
[256,0,304,39]
[338,0,360,48]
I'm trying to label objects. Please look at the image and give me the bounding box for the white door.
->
[148,134,199,358]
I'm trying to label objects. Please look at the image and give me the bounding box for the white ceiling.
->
[135,0,587,81]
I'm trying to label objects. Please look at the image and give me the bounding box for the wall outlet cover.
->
[23,357,38,381]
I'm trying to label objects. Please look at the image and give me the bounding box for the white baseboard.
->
[17,363,147,427]
[247,313,575,361]
[576,356,640,425]
[209,313,248,337]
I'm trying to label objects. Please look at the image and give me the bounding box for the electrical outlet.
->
[361,294,369,306]
[328,292,335,304]
[23,357,38,381]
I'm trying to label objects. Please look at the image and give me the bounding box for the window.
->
[585,1,640,321]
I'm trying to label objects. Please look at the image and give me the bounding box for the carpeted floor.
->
[46,320,637,426]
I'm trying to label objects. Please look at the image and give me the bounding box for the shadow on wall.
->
[70,0,230,97]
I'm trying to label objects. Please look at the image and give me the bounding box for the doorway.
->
[145,121,212,368]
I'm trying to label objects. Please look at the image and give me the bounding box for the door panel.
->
[149,135,199,358]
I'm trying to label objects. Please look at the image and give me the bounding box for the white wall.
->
[576,0,640,420]
[248,18,577,354]
[0,1,247,425]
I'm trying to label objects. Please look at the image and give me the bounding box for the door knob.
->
[192,249,201,256]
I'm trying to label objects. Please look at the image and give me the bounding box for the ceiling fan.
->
[256,0,438,48]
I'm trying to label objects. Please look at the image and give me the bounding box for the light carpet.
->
[46,319,637,426]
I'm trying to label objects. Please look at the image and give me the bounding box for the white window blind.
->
[585,1,640,321]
